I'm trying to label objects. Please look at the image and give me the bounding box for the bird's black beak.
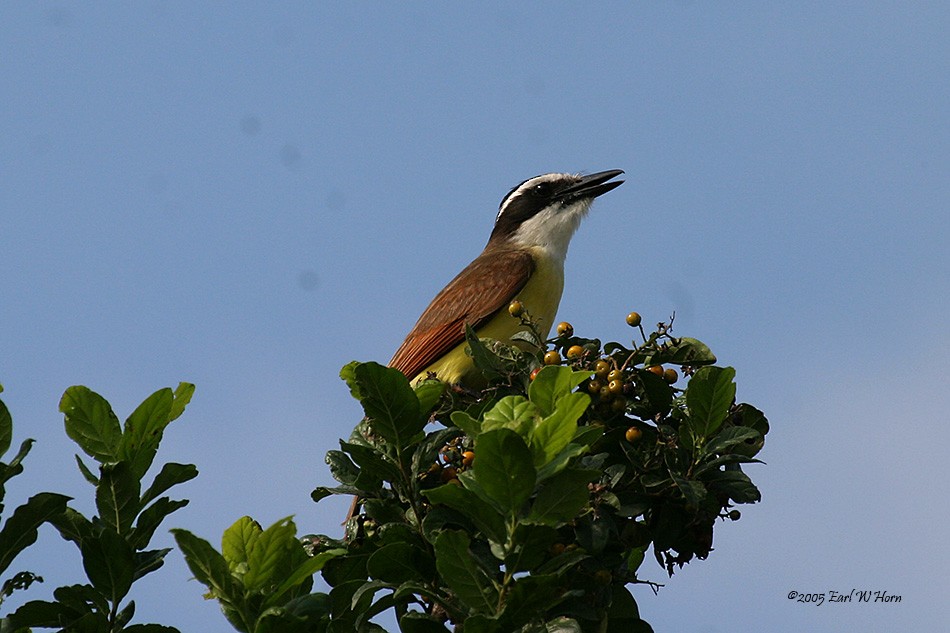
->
[557,169,625,202]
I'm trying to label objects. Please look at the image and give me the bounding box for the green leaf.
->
[685,366,736,437]
[528,469,597,526]
[702,426,762,457]
[399,610,452,633]
[482,396,538,436]
[606,586,653,633]
[705,470,761,504]
[0,493,70,575]
[670,474,709,510]
[473,429,536,517]
[340,361,362,399]
[167,382,195,423]
[122,624,182,632]
[140,462,198,508]
[433,530,498,615]
[48,506,94,546]
[132,497,189,550]
[268,549,344,607]
[528,366,591,416]
[504,523,560,573]
[0,397,11,458]
[0,438,34,490]
[80,526,135,603]
[96,461,141,534]
[354,362,423,449]
[75,454,99,485]
[133,547,172,582]
[120,388,174,478]
[529,393,589,468]
[61,386,122,464]
[339,441,401,484]
[244,516,298,592]
[450,410,481,436]
[367,542,429,584]
[423,483,506,542]
[498,574,565,629]
[170,529,242,602]
[325,449,360,487]
[222,516,261,573]
[414,380,446,417]
[646,337,716,367]
[728,403,769,457]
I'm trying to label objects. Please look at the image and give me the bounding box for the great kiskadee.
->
[389,169,624,385]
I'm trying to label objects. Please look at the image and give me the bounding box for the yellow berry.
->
[626,312,642,327]
[508,300,525,317]
[587,379,603,394]
[462,451,475,467]
[566,345,584,360]
[594,359,610,378]
[625,426,642,442]
[440,466,458,483]
[608,379,624,395]
[607,369,623,383]
[556,321,574,337]
[543,350,561,365]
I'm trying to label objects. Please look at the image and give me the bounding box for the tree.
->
[0,310,768,632]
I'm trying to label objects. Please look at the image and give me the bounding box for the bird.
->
[388,169,624,386]
[346,170,624,526]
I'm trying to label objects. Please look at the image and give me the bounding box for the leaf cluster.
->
[1,383,197,632]
[172,517,344,633]
[312,315,769,632]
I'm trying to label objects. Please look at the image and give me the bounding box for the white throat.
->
[508,198,593,265]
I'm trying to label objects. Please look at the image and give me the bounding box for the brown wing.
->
[389,247,534,378]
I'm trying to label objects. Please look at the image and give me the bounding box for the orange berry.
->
[556,321,574,337]
[543,350,561,365]
[566,345,584,360]
[625,427,642,442]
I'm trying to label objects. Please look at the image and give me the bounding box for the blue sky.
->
[2,2,947,631]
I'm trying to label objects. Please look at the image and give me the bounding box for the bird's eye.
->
[532,182,551,196]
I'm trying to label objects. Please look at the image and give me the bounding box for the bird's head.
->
[489,170,624,256]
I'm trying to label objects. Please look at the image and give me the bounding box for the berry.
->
[566,345,584,360]
[440,466,458,483]
[543,350,561,365]
[728,509,741,521]
[647,365,664,377]
[594,359,610,378]
[611,396,627,412]
[462,451,475,467]
[508,300,525,317]
[608,379,624,395]
[625,426,642,442]
[587,379,603,394]
[626,311,642,327]
[607,369,623,383]
[529,367,541,381]
[556,321,574,337]
[663,368,678,383]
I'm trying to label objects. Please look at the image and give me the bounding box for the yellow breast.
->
[413,247,564,385]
